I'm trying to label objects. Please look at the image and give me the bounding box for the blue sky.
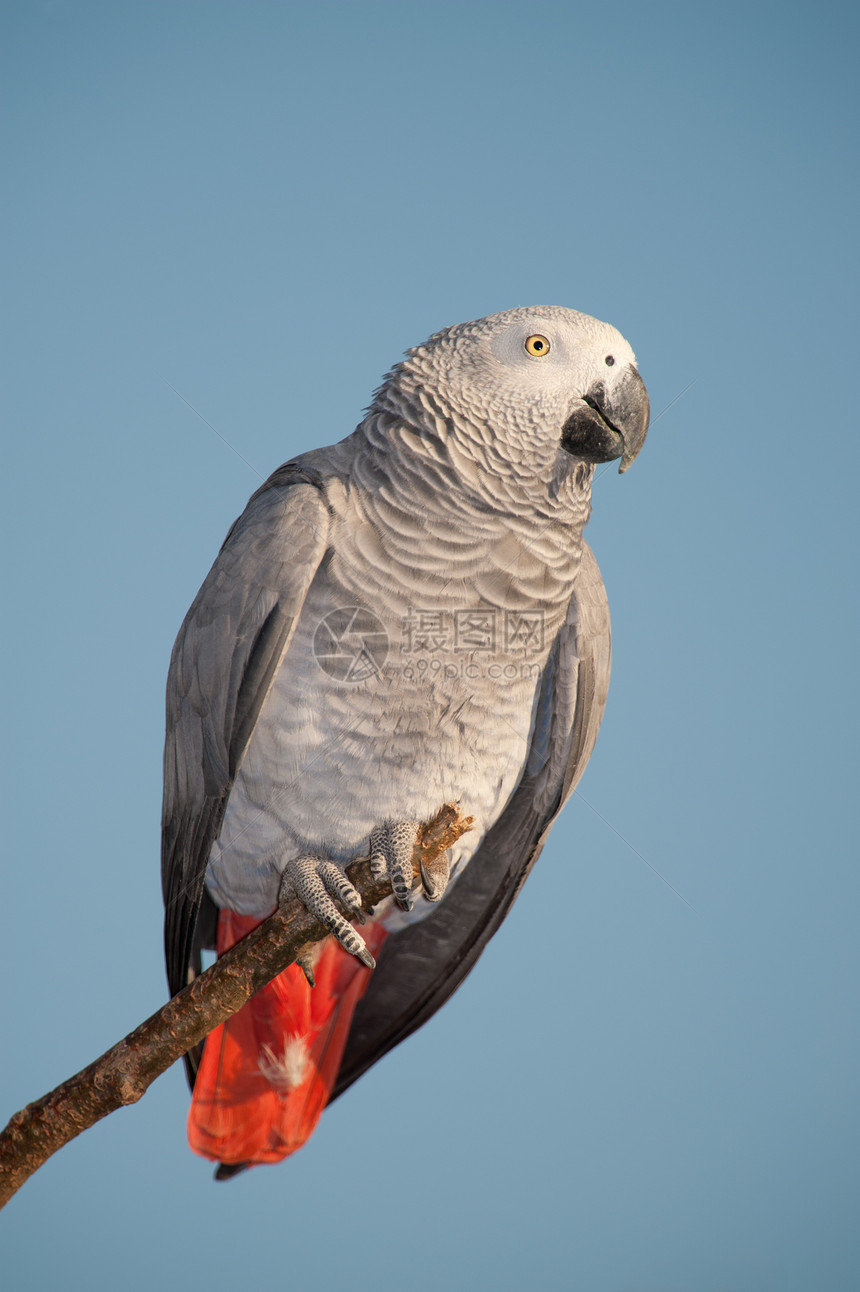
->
[2,2,858,1288]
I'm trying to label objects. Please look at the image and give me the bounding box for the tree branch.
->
[0,803,473,1209]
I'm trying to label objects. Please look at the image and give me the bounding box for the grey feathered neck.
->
[364,354,593,531]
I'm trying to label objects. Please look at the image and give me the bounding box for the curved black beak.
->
[560,365,650,473]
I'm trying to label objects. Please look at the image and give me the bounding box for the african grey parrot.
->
[162,305,649,1174]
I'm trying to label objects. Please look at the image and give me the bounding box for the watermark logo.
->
[313,605,546,685]
[313,606,390,682]
[401,607,544,655]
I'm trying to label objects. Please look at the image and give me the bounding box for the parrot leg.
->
[279,817,441,968]
[279,857,375,969]
[369,820,422,911]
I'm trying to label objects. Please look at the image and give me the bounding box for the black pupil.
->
[534,339,543,350]
[605,355,615,366]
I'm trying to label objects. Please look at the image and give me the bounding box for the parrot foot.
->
[369,820,421,911]
[279,857,375,969]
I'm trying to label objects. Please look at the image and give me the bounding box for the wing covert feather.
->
[161,467,330,1009]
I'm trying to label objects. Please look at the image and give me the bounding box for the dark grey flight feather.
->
[161,466,329,1080]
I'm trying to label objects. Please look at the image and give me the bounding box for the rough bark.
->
[0,803,473,1209]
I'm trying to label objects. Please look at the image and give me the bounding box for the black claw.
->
[420,852,450,902]
[295,951,316,988]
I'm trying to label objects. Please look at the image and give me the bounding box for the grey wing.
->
[333,541,611,1099]
[161,464,330,1024]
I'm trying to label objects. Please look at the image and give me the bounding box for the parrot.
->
[161,305,649,1177]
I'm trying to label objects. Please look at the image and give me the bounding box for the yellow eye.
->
[524,334,551,357]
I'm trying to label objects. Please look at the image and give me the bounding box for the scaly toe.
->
[280,856,375,969]
[369,821,420,911]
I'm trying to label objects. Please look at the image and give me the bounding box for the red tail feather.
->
[188,909,388,1167]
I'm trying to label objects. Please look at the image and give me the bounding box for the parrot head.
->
[393,305,649,477]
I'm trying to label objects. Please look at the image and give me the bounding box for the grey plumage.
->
[161,305,649,1093]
